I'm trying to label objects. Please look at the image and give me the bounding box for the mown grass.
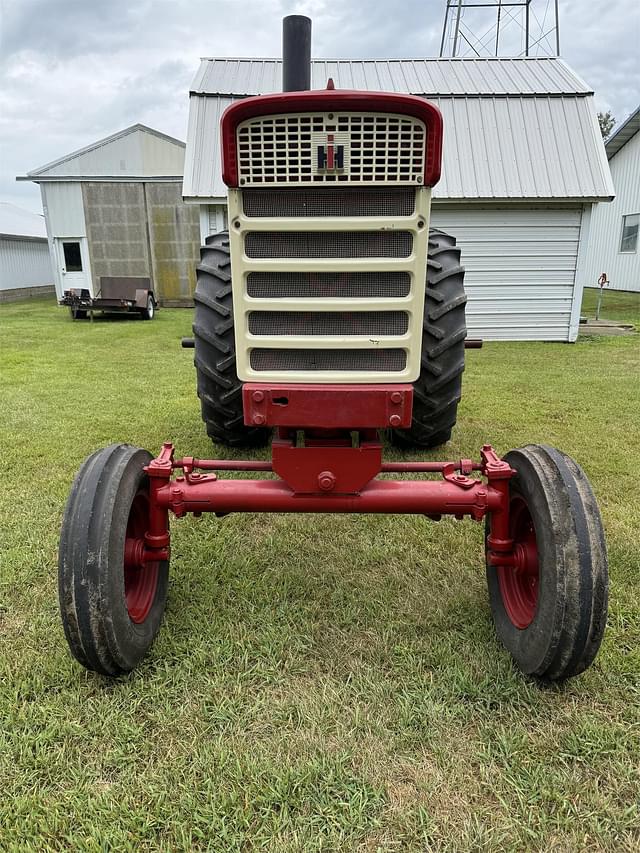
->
[581,287,640,328]
[1,297,639,851]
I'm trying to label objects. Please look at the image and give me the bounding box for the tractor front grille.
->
[249,349,407,372]
[229,132,430,383]
[237,112,427,186]
[246,272,411,299]
[248,311,409,337]
[242,187,416,218]
[245,231,413,259]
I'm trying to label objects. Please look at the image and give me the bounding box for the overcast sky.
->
[1,0,638,213]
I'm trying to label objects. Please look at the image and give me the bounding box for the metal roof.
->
[191,57,592,97]
[605,105,640,160]
[183,57,613,202]
[0,202,47,239]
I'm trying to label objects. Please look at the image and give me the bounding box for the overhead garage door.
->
[431,205,584,341]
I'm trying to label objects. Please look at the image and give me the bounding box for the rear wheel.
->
[486,444,608,681]
[391,228,466,449]
[140,294,155,321]
[193,232,269,448]
[58,444,169,675]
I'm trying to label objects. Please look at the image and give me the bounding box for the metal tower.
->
[439,0,560,58]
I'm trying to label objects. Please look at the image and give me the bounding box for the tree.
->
[598,111,616,140]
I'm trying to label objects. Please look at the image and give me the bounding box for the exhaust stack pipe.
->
[282,15,311,92]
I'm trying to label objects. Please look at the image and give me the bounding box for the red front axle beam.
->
[141,441,517,570]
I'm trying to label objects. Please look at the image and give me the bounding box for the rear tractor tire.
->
[193,232,269,448]
[391,228,467,449]
[58,444,169,676]
[486,445,608,681]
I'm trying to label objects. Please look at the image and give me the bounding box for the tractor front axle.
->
[140,440,515,568]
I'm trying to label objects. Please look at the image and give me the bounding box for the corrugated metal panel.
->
[183,96,237,200]
[192,57,591,96]
[431,205,583,340]
[581,130,640,292]
[0,237,53,290]
[432,96,612,200]
[183,92,613,201]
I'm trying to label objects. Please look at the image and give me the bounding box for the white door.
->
[56,238,89,294]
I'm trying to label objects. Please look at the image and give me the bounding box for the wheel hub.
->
[498,496,539,629]
[124,490,159,623]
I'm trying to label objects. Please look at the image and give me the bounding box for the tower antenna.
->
[439,0,560,58]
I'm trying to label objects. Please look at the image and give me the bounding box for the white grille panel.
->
[237,112,426,186]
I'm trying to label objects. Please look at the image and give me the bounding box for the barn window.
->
[619,214,639,253]
[63,241,83,271]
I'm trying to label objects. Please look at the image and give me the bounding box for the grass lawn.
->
[581,287,640,328]
[1,297,639,851]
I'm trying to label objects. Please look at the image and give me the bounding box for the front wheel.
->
[58,444,169,675]
[486,445,608,681]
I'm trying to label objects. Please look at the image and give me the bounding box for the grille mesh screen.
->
[242,188,416,218]
[250,349,407,372]
[237,112,426,185]
[245,231,412,259]
[248,311,408,337]
[246,271,411,299]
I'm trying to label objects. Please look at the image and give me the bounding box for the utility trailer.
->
[61,276,156,321]
[58,17,608,680]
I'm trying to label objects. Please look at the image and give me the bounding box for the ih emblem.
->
[317,134,344,171]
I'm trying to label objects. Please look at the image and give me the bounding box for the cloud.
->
[1,0,637,213]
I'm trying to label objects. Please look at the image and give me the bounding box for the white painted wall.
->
[0,238,53,291]
[40,182,92,298]
[582,131,640,293]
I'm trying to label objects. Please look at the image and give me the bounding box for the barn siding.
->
[0,237,53,291]
[581,131,640,293]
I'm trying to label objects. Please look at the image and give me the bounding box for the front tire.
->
[486,445,608,681]
[193,232,269,448]
[391,228,467,449]
[58,444,169,675]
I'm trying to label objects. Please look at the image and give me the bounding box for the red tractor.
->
[58,17,608,680]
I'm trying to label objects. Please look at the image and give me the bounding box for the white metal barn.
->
[582,106,640,294]
[183,57,614,341]
[22,125,200,306]
[0,203,53,302]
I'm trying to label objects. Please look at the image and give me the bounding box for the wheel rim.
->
[123,490,159,623]
[498,495,539,629]
[147,298,154,319]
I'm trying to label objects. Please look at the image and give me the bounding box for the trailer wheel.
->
[193,231,269,448]
[486,445,608,681]
[140,294,155,321]
[58,444,169,675]
[391,228,466,449]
